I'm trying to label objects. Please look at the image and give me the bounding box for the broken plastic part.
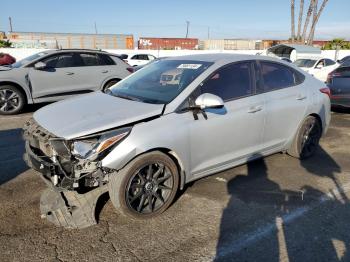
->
[40,185,108,229]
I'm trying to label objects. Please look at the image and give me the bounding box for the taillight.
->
[320,87,331,98]
[127,67,134,73]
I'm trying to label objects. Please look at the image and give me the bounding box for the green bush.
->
[0,40,12,48]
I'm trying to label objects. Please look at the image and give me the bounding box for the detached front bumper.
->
[23,118,109,229]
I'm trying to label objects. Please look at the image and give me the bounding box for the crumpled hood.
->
[33,92,164,139]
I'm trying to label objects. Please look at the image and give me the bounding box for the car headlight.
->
[71,127,131,160]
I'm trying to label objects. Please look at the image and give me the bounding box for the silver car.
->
[0,49,131,115]
[23,54,331,229]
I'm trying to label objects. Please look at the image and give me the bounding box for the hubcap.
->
[126,163,174,214]
[0,89,20,112]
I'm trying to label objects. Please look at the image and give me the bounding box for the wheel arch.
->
[308,113,323,133]
[102,78,122,90]
[0,81,31,104]
[115,147,186,190]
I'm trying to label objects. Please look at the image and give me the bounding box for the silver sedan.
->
[23,54,331,228]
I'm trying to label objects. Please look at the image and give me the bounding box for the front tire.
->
[287,116,322,159]
[108,151,179,219]
[0,85,25,115]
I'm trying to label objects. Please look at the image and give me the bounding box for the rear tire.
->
[287,116,322,159]
[0,85,25,115]
[108,151,179,219]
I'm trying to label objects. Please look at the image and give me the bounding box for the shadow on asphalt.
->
[332,106,350,114]
[21,103,50,114]
[215,148,350,261]
[0,128,28,185]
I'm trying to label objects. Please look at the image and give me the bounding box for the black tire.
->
[108,151,179,219]
[103,79,120,92]
[0,85,25,115]
[287,116,322,159]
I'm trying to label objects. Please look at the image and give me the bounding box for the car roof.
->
[41,49,109,55]
[163,53,286,64]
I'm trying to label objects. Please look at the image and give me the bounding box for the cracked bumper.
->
[40,186,108,229]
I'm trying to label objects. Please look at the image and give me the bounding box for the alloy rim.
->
[125,163,174,214]
[0,89,20,112]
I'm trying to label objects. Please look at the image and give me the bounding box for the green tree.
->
[322,38,350,50]
[0,40,12,48]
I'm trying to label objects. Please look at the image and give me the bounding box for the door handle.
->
[66,72,74,75]
[247,106,262,113]
[102,70,109,73]
[296,95,307,100]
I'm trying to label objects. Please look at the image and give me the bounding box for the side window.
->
[99,54,116,65]
[55,53,84,68]
[139,55,149,60]
[325,59,336,66]
[41,55,59,68]
[200,62,253,101]
[80,53,100,66]
[260,62,297,92]
[131,55,139,60]
[315,59,325,68]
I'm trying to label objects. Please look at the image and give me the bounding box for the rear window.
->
[259,62,305,92]
[334,66,350,77]
[293,59,317,68]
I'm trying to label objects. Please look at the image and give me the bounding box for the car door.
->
[78,52,115,91]
[257,61,308,150]
[29,52,84,100]
[187,61,266,177]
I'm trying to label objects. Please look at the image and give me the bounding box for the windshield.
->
[293,59,317,68]
[11,52,48,68]
[109,59,213,104]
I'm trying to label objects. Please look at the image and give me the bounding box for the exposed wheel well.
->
[0,81,28,104]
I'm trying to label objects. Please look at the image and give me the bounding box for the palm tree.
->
[297,0,305,41]
[307,0,329,45]
[291,0,296,43]
[301,0,315,43]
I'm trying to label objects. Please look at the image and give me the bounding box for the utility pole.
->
[8,17,13,32]
[94,22,98,34]
[207,26,210,39]
[185,21,190,38]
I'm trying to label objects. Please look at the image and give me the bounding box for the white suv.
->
[124,54,156,66]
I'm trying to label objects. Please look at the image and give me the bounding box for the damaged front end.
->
[23,118,129,229]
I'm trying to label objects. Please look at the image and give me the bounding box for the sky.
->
[1,0,350,40]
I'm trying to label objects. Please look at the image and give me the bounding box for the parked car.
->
[338,55,350,65]
[132,57,168,72]
[23,54,331,228]
[123,53,156,66]
[0,49,131,115]
[293,58,339,82]
[327,65,350,108]
[0,52,16,66]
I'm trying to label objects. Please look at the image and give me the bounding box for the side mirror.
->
[119,54,128,60]
[195,93,224,110]
[34,61,47,70]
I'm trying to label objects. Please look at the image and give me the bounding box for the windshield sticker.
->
[177,64,202,69]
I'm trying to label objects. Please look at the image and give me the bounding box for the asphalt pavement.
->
[0,105,350,262]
